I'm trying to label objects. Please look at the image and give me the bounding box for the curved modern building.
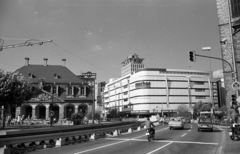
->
[103,54,212,117]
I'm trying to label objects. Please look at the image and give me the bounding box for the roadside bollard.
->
[90,133,96,140]
[137,126,141,131]
[55,138,62,147]
[113,130,118,136]
[0,145,11,154]
[128,128,133,133]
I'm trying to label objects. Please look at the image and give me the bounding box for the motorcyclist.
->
[146,117,155,137]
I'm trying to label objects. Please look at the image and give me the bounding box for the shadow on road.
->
[170,128,191,130]
[153,138,173,140]
[198,129,221,133]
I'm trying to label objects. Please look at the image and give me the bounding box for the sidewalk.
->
[215,125,240,154]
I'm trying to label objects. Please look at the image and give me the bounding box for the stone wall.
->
[216,0,240,108]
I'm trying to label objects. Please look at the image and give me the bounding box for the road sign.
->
[232,81,240,90]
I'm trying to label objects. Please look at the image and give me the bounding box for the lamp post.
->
[80,72,96,124]
[202,47,214,108]
[49,82,56,127]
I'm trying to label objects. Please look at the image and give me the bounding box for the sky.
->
[0,0,223,83]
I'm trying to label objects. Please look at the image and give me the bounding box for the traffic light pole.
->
[195,53,239,117]
[195,54,234,74]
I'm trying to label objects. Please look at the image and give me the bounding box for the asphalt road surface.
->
[30,123,224,154]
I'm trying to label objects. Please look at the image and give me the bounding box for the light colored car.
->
[168,118,184,130]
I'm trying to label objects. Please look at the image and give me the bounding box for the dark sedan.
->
[198,117,213,132]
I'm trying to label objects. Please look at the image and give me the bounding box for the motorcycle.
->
[229,123,240,140]
[146,128,155,141]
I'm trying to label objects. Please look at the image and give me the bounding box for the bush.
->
[85,110,101,121]
[71,113,83,125]
[107,109,120,118]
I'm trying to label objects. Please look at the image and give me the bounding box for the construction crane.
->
[0,38,52,51]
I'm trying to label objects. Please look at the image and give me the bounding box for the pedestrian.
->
[7,115,11,126]
[17,115,21,125]
[21,115,25,124]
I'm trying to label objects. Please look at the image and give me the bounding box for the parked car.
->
[168,118,184,130]
[198,117,213,132]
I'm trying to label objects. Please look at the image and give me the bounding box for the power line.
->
[51,41,118,77]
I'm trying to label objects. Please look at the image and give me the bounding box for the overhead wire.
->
[51,41,118,77]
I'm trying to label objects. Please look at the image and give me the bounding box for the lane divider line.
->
[106,138,219,145]
[74,127,168,154]
[134,127,168,139]
[181,133,187,137]
[74,140,129,154]
[146,142,173,154]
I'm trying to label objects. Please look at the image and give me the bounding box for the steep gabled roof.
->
[16,65,82,84]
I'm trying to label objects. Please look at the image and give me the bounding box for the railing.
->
[0,121,156,154]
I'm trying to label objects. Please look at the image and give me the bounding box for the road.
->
[30,123,224,154]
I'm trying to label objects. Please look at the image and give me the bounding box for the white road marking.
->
[146,142,173,154]
[107,138,219,145]
[134,127,168,139]
[74,140,129,154]
[74,127,167,154]
[181,133,187,137]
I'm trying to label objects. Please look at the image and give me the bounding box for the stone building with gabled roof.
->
[13,57,94,121]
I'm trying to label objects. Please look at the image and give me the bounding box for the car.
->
[198,117,213,132]
[185,118,191,123]
[168,118,184,130]
[178,117,185,123]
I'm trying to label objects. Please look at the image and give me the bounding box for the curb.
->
[215,125,227,154]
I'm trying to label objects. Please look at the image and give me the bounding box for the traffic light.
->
[232,94,237,106]
[189,51,196,62]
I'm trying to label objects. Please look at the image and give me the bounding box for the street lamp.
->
[80,72,96,124]
[49,82,56,127]
[202,47,213,106]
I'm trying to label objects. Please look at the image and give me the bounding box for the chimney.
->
[43,58,48,66]
[62,59,66,67]
[25,57,30,66]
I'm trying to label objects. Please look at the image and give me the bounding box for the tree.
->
[177,104,190,113]
[192,101,212,119]
[85,109,101,122]
[107,109,120,118]
[0,70,32,129]
[214,106,228,120]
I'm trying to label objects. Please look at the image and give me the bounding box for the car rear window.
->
[199,118,211,123]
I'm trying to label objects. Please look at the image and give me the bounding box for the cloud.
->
[86,31,93,36]
[213,69,223,79]
[93,45,102,51]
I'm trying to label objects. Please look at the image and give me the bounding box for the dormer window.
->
[51,85,59,95]
[54,74,59,79]
[28,73,33,78]
[79,86,86,96]
[66,86,74,96]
